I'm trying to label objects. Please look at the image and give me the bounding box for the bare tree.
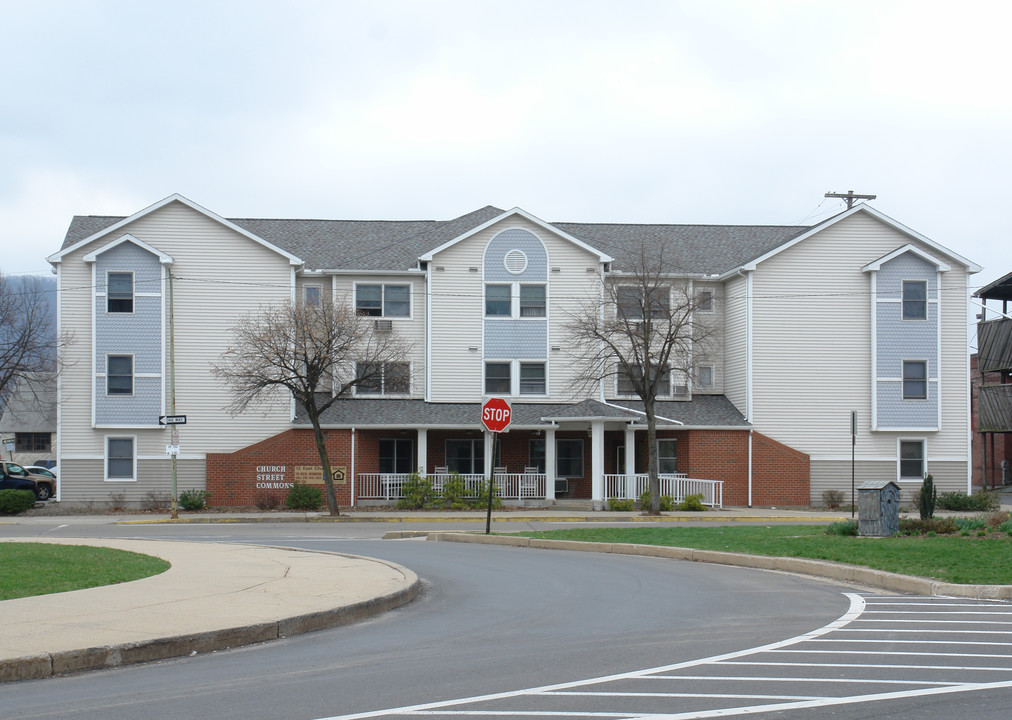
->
[0,274,61,405]
[564,243,717,514]
[213,297,412,515]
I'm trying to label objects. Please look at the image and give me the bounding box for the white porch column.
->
[591,421,605,508]
[416,428,428,475]
[546,427,557,500]
[624,425,637,500]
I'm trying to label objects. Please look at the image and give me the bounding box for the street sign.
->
[165,444,180,456]
[481,397,512,433]
[159,415,187,426]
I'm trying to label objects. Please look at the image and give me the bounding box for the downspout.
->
[748,428,753,508]
[350,427,357,507]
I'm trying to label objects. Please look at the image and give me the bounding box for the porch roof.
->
[294,395,750,430]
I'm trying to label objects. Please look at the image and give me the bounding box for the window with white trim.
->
[519,284,546,317]
[107,272,133,313]
[617,365,672,397]
[446,439,487,475]
[902,280,927,320]
[902,360,927,399]
[106,436,135,481]
[379,438,413,474]
[657,439,677,474]
[519,363,546,395]
[484,362,511,394]
[617,285,670,320]
[697,289,714,313]
[356,284,410,317]
[485,284,511,316]
[695,365,714,389]
[304,285,321,307]
[899,439,925,480]
[356,362,410,395]
[107,355,133,396]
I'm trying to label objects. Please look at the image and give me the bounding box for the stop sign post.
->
[481,398,511,533]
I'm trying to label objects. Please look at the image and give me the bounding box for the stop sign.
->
[481,397,512,433]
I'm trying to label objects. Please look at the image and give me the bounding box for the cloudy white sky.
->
[2,1,1009,305]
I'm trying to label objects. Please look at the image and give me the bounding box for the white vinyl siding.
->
[748,212,970,487]
[428,216,603,402]
[57,201,294,481]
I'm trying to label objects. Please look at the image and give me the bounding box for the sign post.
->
[481,398,512,534]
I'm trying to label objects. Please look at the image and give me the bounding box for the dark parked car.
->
[0,462,54,500]
[0,470,39,495]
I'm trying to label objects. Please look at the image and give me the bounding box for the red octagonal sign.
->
[481,397,512,433]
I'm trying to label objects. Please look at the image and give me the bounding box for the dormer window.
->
[107,272,133,313]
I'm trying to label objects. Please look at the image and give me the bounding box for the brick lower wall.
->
[207,426,810,508]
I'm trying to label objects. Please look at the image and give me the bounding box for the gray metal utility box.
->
[857,480,900,536]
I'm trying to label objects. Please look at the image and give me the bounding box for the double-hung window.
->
[657,439,678,474]
[902,360,927,399]
[356,284,410,317]
[304,285,321,307]
[485,285,511,316]
[484,362,511,394]
[695,365,713,389]
[519,285,546,317]
[899,439,925,480]
[107,355,133,396]
[519,363,546,395]
[107,272,133,313]
[902,280,927,320]
[107,437,135,481]
[618,364,671,396]
[446,439,488,474]
[356,362,410,395]
[617,285,669,320]
[696,289,714,313]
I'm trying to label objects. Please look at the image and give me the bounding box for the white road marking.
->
[314,593,1012,720]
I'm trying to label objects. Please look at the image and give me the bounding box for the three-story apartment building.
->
[47,194,979,508]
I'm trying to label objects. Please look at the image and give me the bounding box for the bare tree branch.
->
[0,274,68,408]
[212,296,412,515]
[563,242,719,514]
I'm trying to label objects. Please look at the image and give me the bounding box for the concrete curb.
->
[0,550,422,684]
[424,532,1012,600]
[117,513,846,525]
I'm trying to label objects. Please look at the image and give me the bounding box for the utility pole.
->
[825,190,877,209]
[168,268,179,519]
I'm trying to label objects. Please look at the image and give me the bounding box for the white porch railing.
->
[356,472,546,501]
[604,473,723,508]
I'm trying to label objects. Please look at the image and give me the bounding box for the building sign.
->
[256,465,292,489]
[294,465,347,486]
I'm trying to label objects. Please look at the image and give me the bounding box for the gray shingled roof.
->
[60,204,810,274]
[295,396,749,429]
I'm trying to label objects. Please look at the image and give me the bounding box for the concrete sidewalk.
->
[0,538,420,683]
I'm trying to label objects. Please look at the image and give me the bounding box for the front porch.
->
[356,469,723,507]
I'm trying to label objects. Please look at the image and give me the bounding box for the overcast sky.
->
[2,1,1009,308]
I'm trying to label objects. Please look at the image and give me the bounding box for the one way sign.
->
[159,415,187,426]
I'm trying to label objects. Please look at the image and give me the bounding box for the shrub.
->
[0,489,36,515]
[440,473,479,510]
[108,491,127,510]
[397,473,438,509]
[936,491,999,512]
[986,510,1011,530]
[953,516,985,531]
[826,519,858,536]
[918,474,936,520]
[471,479,502,510]
[899,517,958,535]
[677,493,705,511]
[608,497,635,511]
[822,489,845,509]
[143,490,171,510]
[256,492,280,510]
[638,490,675,511]
[286,482,323,510]
[178,489,212,511]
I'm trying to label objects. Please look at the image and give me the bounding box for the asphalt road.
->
[1,520,1010,720]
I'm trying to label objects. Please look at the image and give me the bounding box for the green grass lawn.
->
[510,525,1012,585]
[0,543,171,600]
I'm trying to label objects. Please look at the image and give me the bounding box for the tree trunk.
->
[644,399,660,515]
[307,408,340,516]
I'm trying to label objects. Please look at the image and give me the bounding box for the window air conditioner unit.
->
[374,319,393,332]
[673,385,690,397]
